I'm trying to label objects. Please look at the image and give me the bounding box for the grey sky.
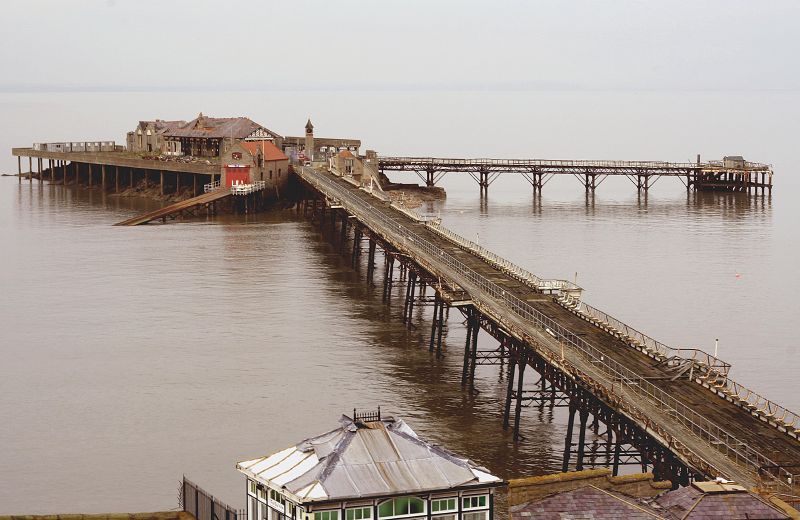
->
[1,0,797,91]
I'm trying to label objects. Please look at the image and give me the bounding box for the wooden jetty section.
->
[114,185,232,226]
[378,156,774,196]
[295,165,798,495]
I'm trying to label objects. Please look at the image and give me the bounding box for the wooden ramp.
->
[115,188,231,226]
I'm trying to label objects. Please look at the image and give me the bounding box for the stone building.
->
[218,140,289,195]
[126,119,186,154]
[283,119,361,162]
[237,412,503,520]
[127,113,283,158]
[163,113,283,158]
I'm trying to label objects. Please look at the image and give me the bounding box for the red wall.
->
[224,165,251,187]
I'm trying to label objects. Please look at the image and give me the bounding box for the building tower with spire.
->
[304,118,314,161]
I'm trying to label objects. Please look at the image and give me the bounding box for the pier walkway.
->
[115,187,231,226]
[296,165,798,493]
[378,156,774,195]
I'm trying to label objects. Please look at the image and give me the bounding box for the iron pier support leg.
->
[575,409,589,471]
[429,296,440,352]
[382,255,391,301]
[386,256,394,301]
[502,352,516,428]
[462,309,474,386]
[351,226,361,267]
[28,157,32,183]
[402,271,413,322]
[367,239,376,284]
[176,172,181,195]
[88,163,92,187]
[50,160,54,182]
[612,440,622,476]
[435,302,445,358]
[469,318,479,391]
[340,217,348,250]
[562,404,577,472]
[17,156,21,183]
[407,272,417,323]
[512,356,526,441]
[38,158,42,183]
[115,166,119,193]
[160,170,164,196]
[102,164,107,190]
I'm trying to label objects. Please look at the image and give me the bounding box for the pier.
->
[378,156,774,196]
[294,164,798,496]
[12,144,220,197]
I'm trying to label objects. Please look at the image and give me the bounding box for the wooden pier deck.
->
[297,165,798,492]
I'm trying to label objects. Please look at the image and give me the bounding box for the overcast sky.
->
[1,0,797,92]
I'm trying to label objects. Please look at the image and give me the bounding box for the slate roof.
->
[165,114,279,140]
[510,486,663,519]
[240,141,288,162]
[652,483,789,519]
[236,415,502,504]
[139,120,186,134]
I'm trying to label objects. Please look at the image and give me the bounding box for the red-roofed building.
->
[219,140,290,196]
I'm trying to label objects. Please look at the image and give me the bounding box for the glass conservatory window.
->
[346,507,372,520]
[461,496,487,511]
[377,497,426,519]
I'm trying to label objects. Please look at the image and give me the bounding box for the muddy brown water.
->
[1,90,798,514]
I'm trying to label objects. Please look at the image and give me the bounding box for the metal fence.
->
[298,166,796,490]
[181,476,244,520]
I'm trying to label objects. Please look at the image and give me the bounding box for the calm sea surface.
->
[1,90,798,513]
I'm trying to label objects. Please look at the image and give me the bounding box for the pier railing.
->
[299,166,794,489]
[423,220,583,297]
[231,181,266,195]
[565,299,731,376]
[379,156,774,173]
[204,180,221,193]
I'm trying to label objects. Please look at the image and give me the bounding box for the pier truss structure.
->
[377,156,774,196]
[295,165,798,500]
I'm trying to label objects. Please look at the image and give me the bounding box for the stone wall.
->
[508,469,672,506]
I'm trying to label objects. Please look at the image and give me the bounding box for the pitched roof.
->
[236,415,502,504]
[138,120,187,134]
[337,149,355,159]
[240,141,288,162]
[165,114,279,140]
[652,483,789,519]
[510,486,663,519]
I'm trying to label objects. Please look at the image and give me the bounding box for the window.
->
[461,496,487,511]
[433,516,455,520]
[258,487,267,502]
[346,507,372,520]
[278,168,282,178]
[314,511,339,520]
[462,512,487,520]
[249,480,258,496]
[270,489,285,505]
[430,499,456,514]
[377,498,425,518]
